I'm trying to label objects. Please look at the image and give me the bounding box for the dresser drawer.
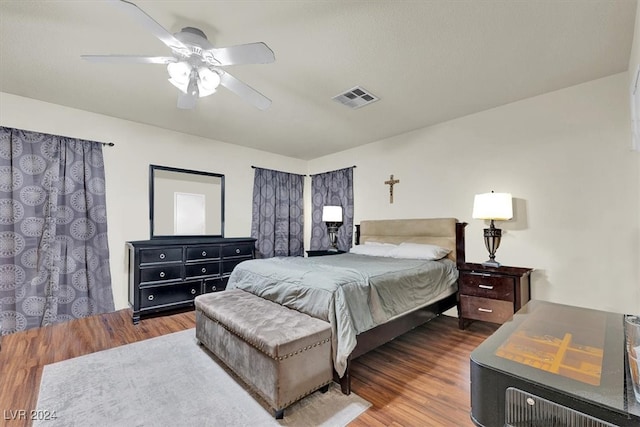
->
[140,282,201,309]
[222,257,252,275]
[140,265,182,283]
[186,246,221,261]
[140,247,182,264]
[185,262,220,279]
[460,295,514,324]
[204,277,228,293]
[222,243,254,258]
[459,272,515,301]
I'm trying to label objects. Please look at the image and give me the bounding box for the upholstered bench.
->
[194,289,333,419]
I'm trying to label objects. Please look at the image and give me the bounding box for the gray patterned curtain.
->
[251,167,304,258]
[310,167,354,251]
[0,126,114,336]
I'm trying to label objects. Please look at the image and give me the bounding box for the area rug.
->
[35,329,370,427]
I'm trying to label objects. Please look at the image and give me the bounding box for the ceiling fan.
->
[82,0,275,110]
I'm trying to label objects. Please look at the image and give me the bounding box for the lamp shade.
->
[197,67,221,97]
[322,206,343,222]
[472,192,513,220]
[167,62,191,93]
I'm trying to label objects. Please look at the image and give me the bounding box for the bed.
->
[226,217,466,394]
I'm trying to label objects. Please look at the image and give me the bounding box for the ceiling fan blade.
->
[109,0,189,55]
[81,55,176,64]
[177,92,197,110]
[219,71,272,110]
[208,42,275,66]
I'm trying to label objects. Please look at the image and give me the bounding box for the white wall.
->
[308,73,640,315]
[631,3,640,276]
[0,92,307,310]
[3,71,639,316]
[629,3,640,80]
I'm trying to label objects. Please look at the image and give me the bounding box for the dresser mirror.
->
[149,165,225,238]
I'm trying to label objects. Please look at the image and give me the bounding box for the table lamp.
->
[472,191,513,267]
[322,206,343,251]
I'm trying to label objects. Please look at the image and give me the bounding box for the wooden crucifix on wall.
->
[384,174,400,203]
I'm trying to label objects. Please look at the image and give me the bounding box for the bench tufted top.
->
[195,289,331,359]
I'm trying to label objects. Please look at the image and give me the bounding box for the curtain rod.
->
[6,126,115,147]
[251,165,356,175]
[251,165,307,176]
[309,165,357,177]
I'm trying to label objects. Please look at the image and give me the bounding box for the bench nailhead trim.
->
[205,314,330,360]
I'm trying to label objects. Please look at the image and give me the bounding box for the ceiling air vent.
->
[332,86,379,109]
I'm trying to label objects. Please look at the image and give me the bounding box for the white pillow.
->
[387,242,451,260]
[350,243,397,257]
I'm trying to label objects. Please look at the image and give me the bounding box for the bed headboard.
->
[357,218,466,264]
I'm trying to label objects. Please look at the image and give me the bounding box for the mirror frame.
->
[149,165,225,239]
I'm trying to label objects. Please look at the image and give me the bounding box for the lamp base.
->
[482,221,503,269]
[326,222,342,252]
[481,259,501,268]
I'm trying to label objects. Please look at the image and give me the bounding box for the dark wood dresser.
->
[127,237,255,324]
[458,262,532,329]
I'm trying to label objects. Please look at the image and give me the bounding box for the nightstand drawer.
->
[306,250,346,257]
[459,272,515,301]
[460,295,514,324]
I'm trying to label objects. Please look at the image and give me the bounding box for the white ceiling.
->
[0,1,637,160]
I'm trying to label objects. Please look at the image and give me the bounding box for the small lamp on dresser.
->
[472,191,513,267]
[322,205,343,251]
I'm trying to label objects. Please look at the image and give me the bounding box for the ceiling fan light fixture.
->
[168,77,188,94]
[186,75,199,97]
[167,61,192,93]
[197,67,221,97]
[167,61,190,82]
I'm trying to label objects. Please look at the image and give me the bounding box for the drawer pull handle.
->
[159,253,165,260]
[191,289,197,295]
[478,307,493,313]
[201,267,207,273]
[159,272,165,278]
[148,295,154,301]
[478,284,494,290]
[235,248,241,254]
[202,251,207,257]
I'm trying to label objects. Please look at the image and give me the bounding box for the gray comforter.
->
[226,253,458,376]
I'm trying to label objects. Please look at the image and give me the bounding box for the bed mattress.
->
[226,253,458,376]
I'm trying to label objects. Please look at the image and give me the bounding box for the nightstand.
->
[458,262,532,330]
[306,250,346,257]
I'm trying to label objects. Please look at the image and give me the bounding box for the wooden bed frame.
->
[336,218,467,394]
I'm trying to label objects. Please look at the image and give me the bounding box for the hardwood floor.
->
[0,309,497,427]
